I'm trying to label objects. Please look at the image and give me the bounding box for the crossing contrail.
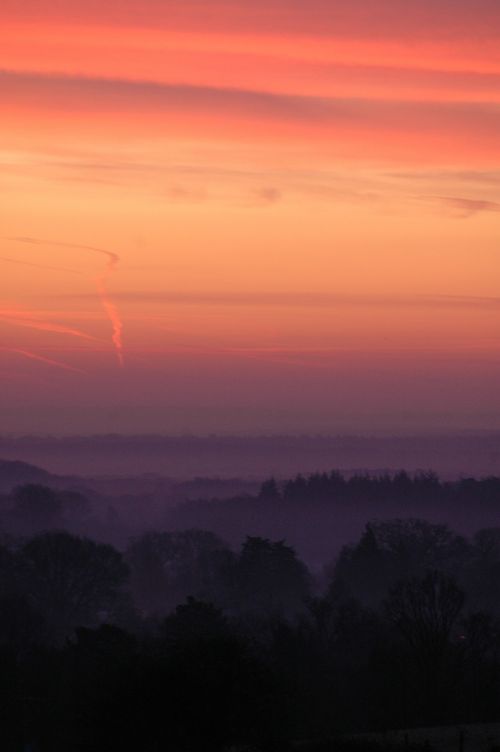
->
[0,310,97,341]
[6,236,124,366]
[2,348,86,374]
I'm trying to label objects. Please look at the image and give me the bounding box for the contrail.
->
[2,348,86,374]
[6,236,124,366]
[96,277,124,366]
[0,255,82,275]
[0,310,97,341]
[7,236,119,267]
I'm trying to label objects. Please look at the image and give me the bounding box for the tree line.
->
[1,482,500,750]
[258,471,500,506]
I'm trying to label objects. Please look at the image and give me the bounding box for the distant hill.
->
[0,458,54,493]
[1,433,499,478]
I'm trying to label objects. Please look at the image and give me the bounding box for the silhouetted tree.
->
[464,528,500,614]
[21,532,129,640]
[333,524,390,606]
[162,596,229,645]
[386,570,465,722]
[258,477,281,501]
[333,519,468,607]
[387,569,464,653]
[158,597,284,751]
[126,529,235,616]
[236,536,311,615]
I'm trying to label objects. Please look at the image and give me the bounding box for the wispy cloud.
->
[386,170,500,185]
[3,1,500,43]
[3,69,500,141]
[431,196,500,218]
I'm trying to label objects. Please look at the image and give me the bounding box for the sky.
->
[1,0,499,435]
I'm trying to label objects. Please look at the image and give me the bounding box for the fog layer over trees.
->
[1,464,500,750]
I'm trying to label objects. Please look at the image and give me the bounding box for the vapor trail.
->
[96,278,124,367]
[0,256,82,275]
[0,311,97,341]
[3,348,86,374]
[6,236,124,366]
[7,236,119,268]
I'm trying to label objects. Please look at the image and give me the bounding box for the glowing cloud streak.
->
[8,236,124,366]
[2,347,86,374]
[95,277,124,366]
[0,313,97,340]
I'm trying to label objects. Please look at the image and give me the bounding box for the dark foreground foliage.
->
[1,482,500,750]
[298,742,434,752]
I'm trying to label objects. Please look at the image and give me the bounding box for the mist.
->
[2,445,500,750]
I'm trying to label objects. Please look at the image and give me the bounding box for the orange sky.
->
[1,0,499,434]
